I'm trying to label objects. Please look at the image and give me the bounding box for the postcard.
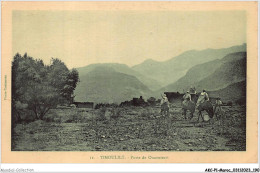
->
[1,1,258,163]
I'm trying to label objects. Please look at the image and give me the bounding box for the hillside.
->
[160,59,222,92]
[74,67,151,103]
[208,80,246,102]
[196,52,246,91]
[132,44,246,86]
[76,63,162,91]
[160,52,246,94]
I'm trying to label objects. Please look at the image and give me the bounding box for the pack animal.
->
[182,93,214,121]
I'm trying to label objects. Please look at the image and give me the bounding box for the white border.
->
[0,0,259,172]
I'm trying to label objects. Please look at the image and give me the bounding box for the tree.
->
[12,53,46,122]
[12,53,79,122]
[147,97,157,106]
[24,82,62,119]
[63,68,79,103]
[48,58,79,104]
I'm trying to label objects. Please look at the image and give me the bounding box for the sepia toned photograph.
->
[1,1,258,164]
[11,10,247,152]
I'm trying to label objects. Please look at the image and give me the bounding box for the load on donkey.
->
[182,87,214,121]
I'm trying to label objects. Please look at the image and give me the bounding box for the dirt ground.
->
[12,105,246,151]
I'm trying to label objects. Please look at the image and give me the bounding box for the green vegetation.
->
[12,53,79,126]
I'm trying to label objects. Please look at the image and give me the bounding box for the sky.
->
[12,11,246,68]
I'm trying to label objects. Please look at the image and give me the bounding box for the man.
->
[196,89,209,107]
[182,91,192,119]
[215,97,222,107]
[183,91,191,104]
[214,97,223,120]
[189,86,197,94]
[202,89,209,101]
[160,93,169,116]
[189,86,197,102]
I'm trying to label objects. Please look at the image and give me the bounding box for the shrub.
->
[13,107,36,124]
[235,97,246,106]
[140,108,157,119]
[226,101,233,107]
[140,109,150,118]
[43,109,60,122]
[147,97,157,106]
[111,108,122,120]
[96,107,107,121]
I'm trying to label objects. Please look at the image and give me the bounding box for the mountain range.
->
[208,80,246,102]
[76,63,162,91]
[74,67,151,103]
[74,44,247,103]
[132,44,246,86]
[161,51,246,92]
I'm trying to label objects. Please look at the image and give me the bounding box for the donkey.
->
[182,94,214,122]
[182,93,197,120]
[196,101,214,122]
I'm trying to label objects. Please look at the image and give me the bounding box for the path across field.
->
[12,105,246,151]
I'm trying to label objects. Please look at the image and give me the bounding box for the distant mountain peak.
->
[75,61,162,93]
[135,58,159,66]
[143,58,158,63]
[88,62,129,68]
[133,44,247,86]
[74,67,151,103]
[87,66,116,74]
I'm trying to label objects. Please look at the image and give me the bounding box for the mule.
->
[182,94,214,122]
[182,93,197,120]
[196,101,214,122]
[182,100,196,120]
